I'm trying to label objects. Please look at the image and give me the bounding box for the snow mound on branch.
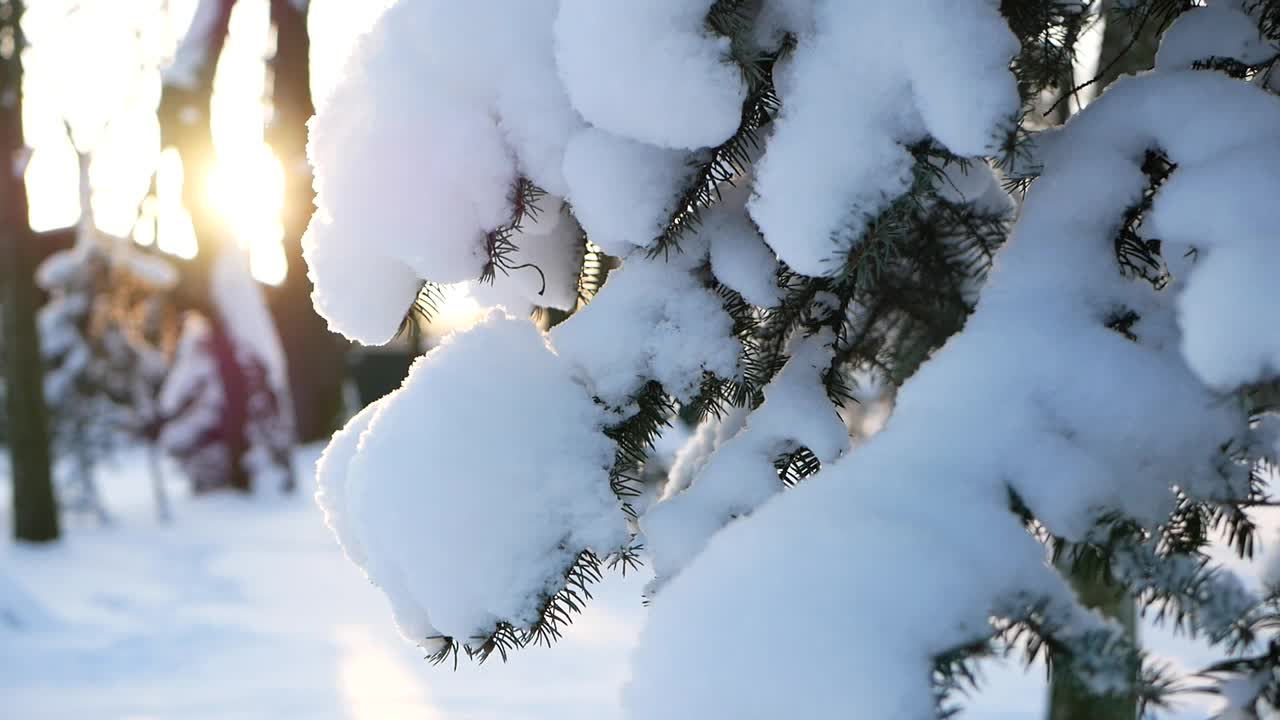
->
[562,129,691,256]
[466,194,586,316]
[316,396,440,648]
[1155,5,1276,71]
[555,0,746,150]
[625,70,1280,719]
[303,220,423,346]
[553,245,740,407]
[704,182,783,308]
[642,331,848,585]
[749,0,1019,276]
[305,0,581,345]
[329,313,627,643]
[1150,144,1280,389]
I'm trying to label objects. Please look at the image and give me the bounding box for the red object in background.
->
[208,318,251,491]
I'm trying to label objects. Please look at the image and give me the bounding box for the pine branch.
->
[603,381,678,519]
[646,37,790,259]
[774,446,822,487]
[398,281,448,339]
[1001,0,1095,100]
[424,549,609,665]
[480,178,547,293]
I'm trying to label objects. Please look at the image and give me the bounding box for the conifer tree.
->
[37,151,180,522]
[158,312,227,493]
[37,207,115,522]
[155,252,294,495]
[305,1,1280,717]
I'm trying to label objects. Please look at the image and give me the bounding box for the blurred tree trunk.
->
[157,0,235,313]
[0,0,58,542]
[155,0,254,492]
[266,0,347,443]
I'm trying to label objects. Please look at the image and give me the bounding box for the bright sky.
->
[21,0,391,285]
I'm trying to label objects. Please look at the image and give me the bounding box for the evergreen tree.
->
[157,313,227,493]
[36,213,115,522]
[37,152,181,522]
[157,250,295,495]
[305,1,1280,717]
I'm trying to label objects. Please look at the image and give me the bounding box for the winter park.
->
[6,1,1280,719]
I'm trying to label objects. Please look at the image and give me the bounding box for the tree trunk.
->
[267,0,347,443]
[0,0,58,542]
[1093,1,1162,94]
[1048,561,1138,720]
[158,0,235,315]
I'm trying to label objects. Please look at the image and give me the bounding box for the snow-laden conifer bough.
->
[306,0,1280,715]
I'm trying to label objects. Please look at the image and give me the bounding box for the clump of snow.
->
[1146,142,1280,389]
[555,0,746,150]
[663,407,750,502]
[1155,5,1276,71]
[462,208,586,318]
[935,160,1014,216]
[552,244,740,407]
[562,129,690,257]
[748,0,1019,276]
[316,396,441,648]
[704,182,783,307]
[303,220,423,346]
[325,312,628,643]
[305,0,580,344]
[642,331,848,585]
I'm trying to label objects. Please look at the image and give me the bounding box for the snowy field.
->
[0,445,1260,719]
[1,447,645,720]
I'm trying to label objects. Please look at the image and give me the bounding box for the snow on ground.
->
[0,446,646,720]
[0,444,1270,718]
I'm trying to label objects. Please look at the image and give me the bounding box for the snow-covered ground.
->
[1,447,645,720]
[0,445,1262,718]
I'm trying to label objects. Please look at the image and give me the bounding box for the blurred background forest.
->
[0,0,448,532]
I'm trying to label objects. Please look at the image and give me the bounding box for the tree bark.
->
[158,0,235,314]
[1048,562,1138,719]
[0,0,58,542]
[267,0,347,443]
